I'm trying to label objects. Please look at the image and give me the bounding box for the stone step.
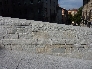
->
[1,39,90,54]
[1,39,89,45]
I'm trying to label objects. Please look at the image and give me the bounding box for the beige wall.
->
[82,0,92,21]
[68,10,78,16]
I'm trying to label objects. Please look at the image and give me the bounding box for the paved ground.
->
[0,49,92,69]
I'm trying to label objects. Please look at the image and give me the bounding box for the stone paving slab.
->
[0,49,92,69]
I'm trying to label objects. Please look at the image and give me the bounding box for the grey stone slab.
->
[0,50,92,69]
[52,47,66,53]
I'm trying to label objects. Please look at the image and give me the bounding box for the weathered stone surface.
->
[0,16,92,59]
[0,50,92,69]
[0,16,92,69]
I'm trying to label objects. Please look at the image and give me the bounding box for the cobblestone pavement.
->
[0,49,92,69]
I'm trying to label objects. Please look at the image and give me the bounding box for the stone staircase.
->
[0,16,92,59]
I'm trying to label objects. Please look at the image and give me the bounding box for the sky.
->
[58,0,83,10]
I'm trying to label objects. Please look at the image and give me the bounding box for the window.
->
[18,2,21,6]
[7,8,9,13]
[24,2,26,5]
[38,0,41,3]
[0,2,2,6]
[19,10,21,15]
[90,10,92,17]
[54,2,55,6]
[38,9,40,13]
[91,3,92,7]
[45,8,47,16]
[13,2,15,5]
[25,9,27,14]
[50,9,51,14]
[50,0,51,4]
[31,8,34,13]
[54,10,55,14]
[45,8,47,12]
[54,2,55,9]
[5,0,8,4]
[38,8,42,14]
[30,0,33,4]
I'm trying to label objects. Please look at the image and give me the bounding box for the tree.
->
[67,6,83,25]
[68,14,73,25]
[73,6,83,26]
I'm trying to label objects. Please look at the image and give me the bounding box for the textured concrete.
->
[0,16,92,59]
[0,49,92,69]
[0,16,92,69]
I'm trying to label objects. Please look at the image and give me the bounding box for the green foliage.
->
[68,6,83,25]
[68,14,73,20]
[73,6,83,25]
[68,14,73,25]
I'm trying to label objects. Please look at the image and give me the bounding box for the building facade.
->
[0,0,58,23]
[62,8,68,24]
[56,6,62,24]
[68,9,78,16]
[82,0,92,25]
